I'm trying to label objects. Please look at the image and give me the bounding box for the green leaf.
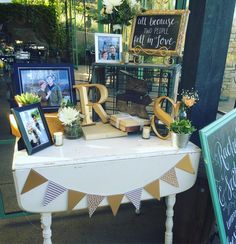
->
[169,119,196,134]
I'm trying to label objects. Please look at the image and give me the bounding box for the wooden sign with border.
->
[199,108,236,244]
[129,10,190,57]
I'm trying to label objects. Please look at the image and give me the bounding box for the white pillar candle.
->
[142,126,151,139]
[53,132,63,146]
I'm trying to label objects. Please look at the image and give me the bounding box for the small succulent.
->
[15,92,41,106]
[169,119,196,134]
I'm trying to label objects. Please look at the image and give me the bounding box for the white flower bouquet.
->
[58,107,81,126]
[97,0,142,32]
[58,106,84,139]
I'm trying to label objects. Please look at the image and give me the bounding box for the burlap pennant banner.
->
[107,194,124,216]
[175,155,195,174]
[144,179,160,200]
[160,168,179,187]
[21,169,48,194]
[68,190,85,210]
[125,188,142,211]
[87,194,105,217]
[21,153,196,216]
[43,181,67,206]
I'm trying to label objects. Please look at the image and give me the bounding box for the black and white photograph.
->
[94,33,122,63]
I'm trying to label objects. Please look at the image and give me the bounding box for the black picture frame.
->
[13,63,76,112]
[12,103,53,155]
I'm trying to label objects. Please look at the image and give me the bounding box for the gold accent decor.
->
[176,155,195,174]
[9,114,21,138]
[156,0,169,5]
[151,96,180,139]
[107,194,124,216]
[144,179,160,200]
[21,169,47,194]
[68,190,85,210]
[163,56,175,66]
[44,112,64,137]
[74,84,109,126]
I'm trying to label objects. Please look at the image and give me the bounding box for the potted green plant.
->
[169,119,196,148]
[15,92,41,106]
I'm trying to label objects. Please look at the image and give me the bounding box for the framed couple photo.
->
[94,33,122,63]
[13,63,76,112]
[12,103,53,155]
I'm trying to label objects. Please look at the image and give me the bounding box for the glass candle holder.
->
[53,132,63,146]
[142,126,151,139]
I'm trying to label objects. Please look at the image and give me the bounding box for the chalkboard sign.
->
[200,108,236,244]
[129,10,189,56]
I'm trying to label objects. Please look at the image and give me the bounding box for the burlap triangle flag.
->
[125,188,142,210]
[107,194,124,216]
[176,155,195,174]
[160,168,179,187]
[68,190,85,210]
[21,169,48,194]
[87,194,105,217]
[144,179,160,200]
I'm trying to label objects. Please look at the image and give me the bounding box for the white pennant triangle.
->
[87,194,105,217]
[125,188,142,210]
[43,181,67,206]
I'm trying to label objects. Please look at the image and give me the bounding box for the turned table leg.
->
[41,213,52,244]
[165,194,176,244]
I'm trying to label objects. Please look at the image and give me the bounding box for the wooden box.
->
[45,113,64,137]
[110,113,150,132]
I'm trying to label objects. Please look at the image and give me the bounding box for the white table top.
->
[12,134,200,170]
[12,133,200,244]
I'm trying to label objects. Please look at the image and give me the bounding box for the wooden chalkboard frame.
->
[129,10,190,57]
[199,108,236,244]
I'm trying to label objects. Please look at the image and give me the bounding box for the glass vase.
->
[178,104,188,120]
[64,122,82,139]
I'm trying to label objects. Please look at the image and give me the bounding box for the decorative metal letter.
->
[151,96,180,139]
[74,84,109,126]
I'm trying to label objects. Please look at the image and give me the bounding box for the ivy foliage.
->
[0,3,59,48]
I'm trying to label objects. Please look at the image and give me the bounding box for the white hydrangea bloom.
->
[128,0,137,8]
[105,4,113,14]
[58,107,80,126]
[103,0,123,7]
[103,0,123,14]
[113,24,122,31]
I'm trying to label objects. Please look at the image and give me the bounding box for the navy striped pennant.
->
[43,181,67,206]
[125,188,142,210]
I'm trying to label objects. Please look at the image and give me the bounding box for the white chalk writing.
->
[212,126,236,241]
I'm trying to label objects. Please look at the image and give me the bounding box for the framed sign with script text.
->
[129,10,189,56]
[199,108,236,244]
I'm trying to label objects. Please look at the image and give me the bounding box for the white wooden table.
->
[12,135,201,244]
